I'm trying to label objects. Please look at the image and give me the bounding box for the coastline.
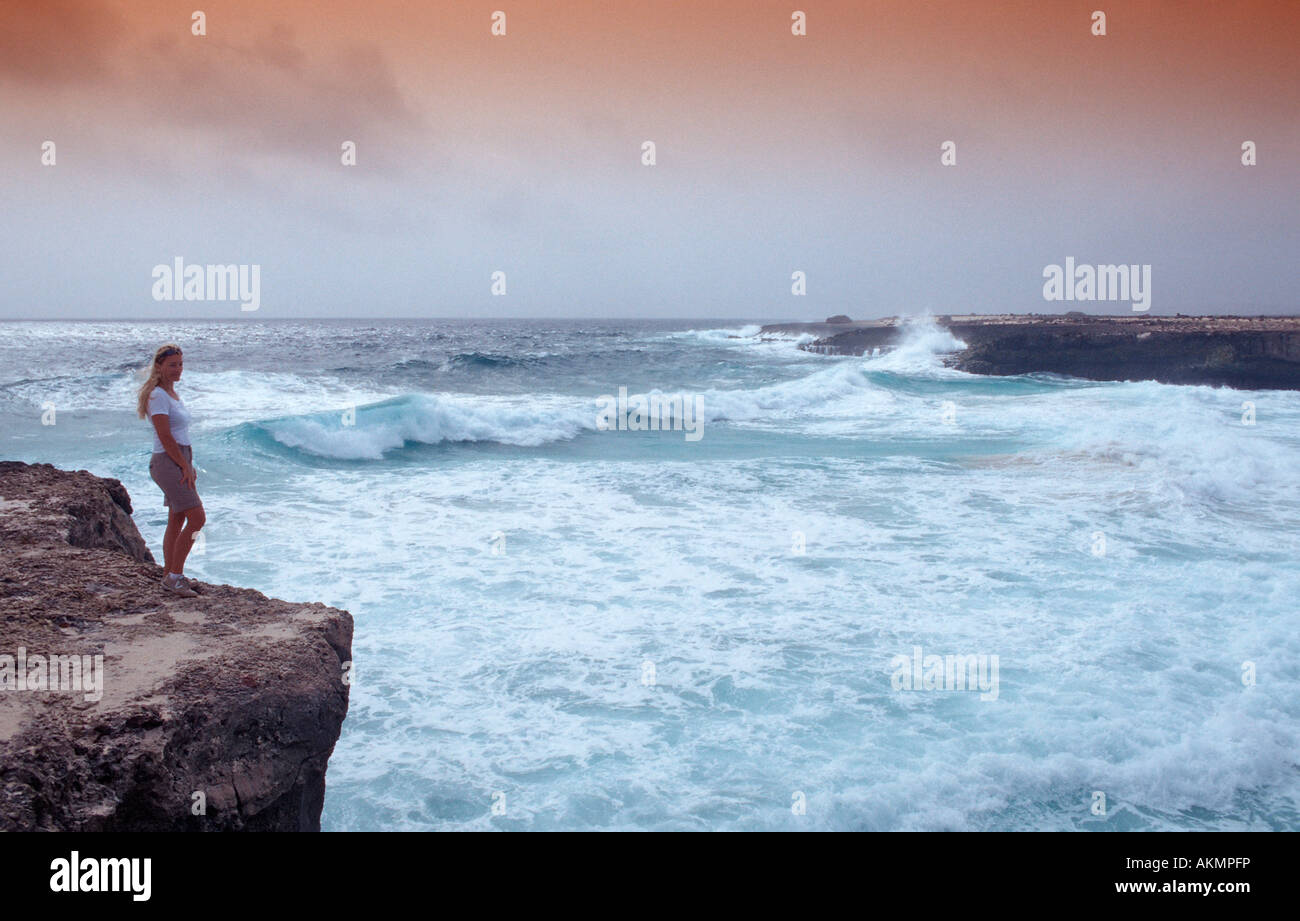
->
[761,314,1300,390]
[0,462,352,831]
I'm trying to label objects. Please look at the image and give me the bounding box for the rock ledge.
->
[0,462,352,831]
[761,314,1300,389]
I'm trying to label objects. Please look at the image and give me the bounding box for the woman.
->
[136,343,205,597]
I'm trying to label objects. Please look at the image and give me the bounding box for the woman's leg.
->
[163,509,187,573]
[169,504,206,576]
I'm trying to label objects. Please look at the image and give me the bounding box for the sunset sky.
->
[2,0,1297,318]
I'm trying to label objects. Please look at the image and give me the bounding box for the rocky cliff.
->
[762,314,1300,389]
[0,462,352,831]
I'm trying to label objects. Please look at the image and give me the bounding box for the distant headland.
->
[761,314,1300,390]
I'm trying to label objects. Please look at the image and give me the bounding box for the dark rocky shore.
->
[0,462,352,831]
[762,314,1300,389]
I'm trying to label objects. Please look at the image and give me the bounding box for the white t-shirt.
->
[147,387,193,453]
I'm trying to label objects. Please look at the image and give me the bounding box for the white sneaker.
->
[162,576,198,598]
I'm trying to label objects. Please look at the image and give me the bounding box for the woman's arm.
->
[151,414,197,486]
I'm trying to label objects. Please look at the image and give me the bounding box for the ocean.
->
[2,317,1297,831]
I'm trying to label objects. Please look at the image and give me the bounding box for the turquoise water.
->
[2,318,1298,830]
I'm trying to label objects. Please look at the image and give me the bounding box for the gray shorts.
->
[150,444,201,512]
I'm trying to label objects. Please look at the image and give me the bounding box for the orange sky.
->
[8,1,1296,171]
[2,1,1297,317]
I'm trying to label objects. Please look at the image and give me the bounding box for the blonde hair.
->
[136,343,182,419]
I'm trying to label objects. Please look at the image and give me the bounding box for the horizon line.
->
[3,311,1298,323]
